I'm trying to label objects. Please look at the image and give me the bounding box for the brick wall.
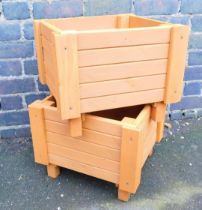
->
[0,0,201,138]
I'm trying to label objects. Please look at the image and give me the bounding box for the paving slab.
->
[0,118,202,210]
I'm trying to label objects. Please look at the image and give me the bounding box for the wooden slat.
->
[28,101,49,165]
[43,106,122,137]
[48,143,119,173]
[54,32,81,120]
[151,102,166,142]
[47,15,117,31]
[45,74,57,97]
[81,88,164,113]
[44,59,57,86]
[80,74,166,99]
[129,15,168,27]
[46,132,120,161]
[79,44,169,67]
[44,106,64,122]
[142,122,156,167]
[79,59,167,83]
[77,26,170,50]
[134,105,151,130]
[164,25,190,103]
[46,118,121,139]
[34,21,46,84]
[119,118,143,193]
[80,129,121,150]
[83,115,122,137]
[49,154,119,184]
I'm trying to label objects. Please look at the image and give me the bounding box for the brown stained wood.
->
[78,44,169,67]
[44,105,122,137]
[80,74,166,99]
[46,118,121,137]
[48,143,120,173]
[156,121,165,143]
[77,26,170,50]
[129,15,169,27]
[151,102,166,142]
[164,25,190,103]
[34,15,188,121]
[80,88,164,113]
[80,129,121,150]
[40,20,62,42]
[141,121,156,166]
[29,96,160,201]
[44,105,121,148]
[34,21,46,84]
[119,118,143,194]
[28,101,49,165]
[47,164,60,178]
[49,154,119,184]
[83,115,122,137]
[151,102,167,122]
[116,14,129,28]
[118,189,131,202]
[79,59,167,83]
[69,117,82,137]
[46,132,120,162]
[54,32,81,120]
[47,15,117,31]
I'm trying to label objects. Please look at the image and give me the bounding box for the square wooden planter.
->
[34,14,189,122]
[29,96,166,201]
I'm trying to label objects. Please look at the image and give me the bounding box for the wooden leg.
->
[47,164,60,178]
[118,189,131,202]
[151,102,166,143]
[69,117,82,137]
[156,120,165,143]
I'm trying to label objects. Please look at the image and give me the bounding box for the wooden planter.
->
[29,96,166,201]
[34,14,189,123]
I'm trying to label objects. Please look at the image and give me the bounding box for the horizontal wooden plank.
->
[46,131,120,162]
[79,59,167,83]
[48,143,119,173]
[129,15,168,27]
[44,106,122,136]
[79,44,169,67]
[80,74,166,99]
[81,88,164,113]
[83,115,122,137]
[47,15,117,31]
[44,116,121,149]
[79,129,121,150]
[77,26,170,50]
[49,154,119,184]
[45,119,121,143]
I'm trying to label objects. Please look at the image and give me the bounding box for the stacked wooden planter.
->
[29,14,189,201]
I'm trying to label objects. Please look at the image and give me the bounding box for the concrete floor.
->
[0,118,202,210]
